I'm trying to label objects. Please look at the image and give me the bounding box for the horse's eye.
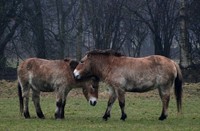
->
[80,61,84,64]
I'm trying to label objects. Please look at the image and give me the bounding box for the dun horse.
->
[18,58,99,119]
[73,50,183,121]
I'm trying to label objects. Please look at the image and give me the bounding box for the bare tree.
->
[56,0,65,59]
[85,0,126,50]
[33,0,46,58]
[22,0,46,58]
[179,0,192,68]
[0,0,23,69]
[188,0,200,62]
[75,0,84,60]
[55,0,78,59]
[128,0,179,57]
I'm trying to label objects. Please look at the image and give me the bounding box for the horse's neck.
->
[92,57,113,80]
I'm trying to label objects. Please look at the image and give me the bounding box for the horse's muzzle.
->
[89,97,97,106]
[74,75,81,80]
[73,69,81,79]
[90,100,97,106]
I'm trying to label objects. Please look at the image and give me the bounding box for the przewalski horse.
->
[18,58,99,119]
[73,49,183,121]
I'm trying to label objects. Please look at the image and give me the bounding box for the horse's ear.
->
[64,58,70,62]
[69,60,79,70]
[87,53,92,58]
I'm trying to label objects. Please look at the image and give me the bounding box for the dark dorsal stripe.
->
[87,49,124,57]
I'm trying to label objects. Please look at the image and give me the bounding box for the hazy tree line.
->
[0,0,199,70]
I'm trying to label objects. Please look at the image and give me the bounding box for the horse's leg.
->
[55,97,61,119]
[158,87,170,121]
[55,98,66,119]
[32,90,45,119]
[103,87,117,121]
[55,88,69,119]
[22,84,30,118]
[60,99,66,119]
[117,89,127,121]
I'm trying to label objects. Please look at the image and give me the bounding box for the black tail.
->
[174,63,183,113]
[18,82,23,115]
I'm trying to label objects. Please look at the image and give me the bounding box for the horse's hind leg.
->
[117,89,127,121]
[103,87,117,121]
[21,83,31,118]
[32,90,45,119]
[158,87,170,121]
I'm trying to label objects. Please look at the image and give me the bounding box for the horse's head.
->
[68,58,98,106]
[73,55,93,80]
[82,77,99,106]
[74,49,122,80]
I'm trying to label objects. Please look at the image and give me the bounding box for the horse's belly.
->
[31,80,55,92]
[125,82,156,93]
[39,84,55,92]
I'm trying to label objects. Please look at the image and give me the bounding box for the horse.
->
[17,58,99,119]
[73,49,183,121]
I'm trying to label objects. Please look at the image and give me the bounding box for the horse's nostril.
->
[93,101,97,106]
[74,74,81,80]
[90,100,97,106]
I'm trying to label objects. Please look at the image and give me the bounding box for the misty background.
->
[0,0,199,71]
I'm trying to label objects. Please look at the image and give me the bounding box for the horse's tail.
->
[18,82,23,115]
[174,62,183,113]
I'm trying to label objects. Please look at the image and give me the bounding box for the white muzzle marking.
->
[89,97,97,106]
[73,69,81,79]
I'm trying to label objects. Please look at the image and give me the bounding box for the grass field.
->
[0,80,200,131]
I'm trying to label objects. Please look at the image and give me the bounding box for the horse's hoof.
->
[159,115,167,121]
[37,113,45,119]
[103,114,110,121]
[120,113,127,121]
[24,112,30,119]
[55,117,64,120]
[39,116,45,119]
[55,113,59,119]
[103,117,108,121]
[55,115,65,120]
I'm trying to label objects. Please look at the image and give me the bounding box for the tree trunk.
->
[179,0,192,68]
[0,49,6,70]
[56,0,65,59]
[0,18,21,70]
[76,0,84,60]
[33,0,46,58]
[154,34,164,56]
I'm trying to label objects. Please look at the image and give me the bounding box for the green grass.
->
[0,81,200,131]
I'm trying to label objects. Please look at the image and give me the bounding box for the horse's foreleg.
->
[55,98,61,119]
[60,99,66,119]
[32,90,45,119]
[103,88,117,121]
[158,88,170,121]
[55,89,69,119]
[117,89,127,121]
[55,98,66,119]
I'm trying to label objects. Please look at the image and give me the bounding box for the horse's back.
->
[17,58,73,92]
[114,55,176,75]
[112,55,178,92]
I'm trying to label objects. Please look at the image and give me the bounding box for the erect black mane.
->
[87,49,124,57]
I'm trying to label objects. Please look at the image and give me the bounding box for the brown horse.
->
[73,50,183,121]
[18,58,99,119]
